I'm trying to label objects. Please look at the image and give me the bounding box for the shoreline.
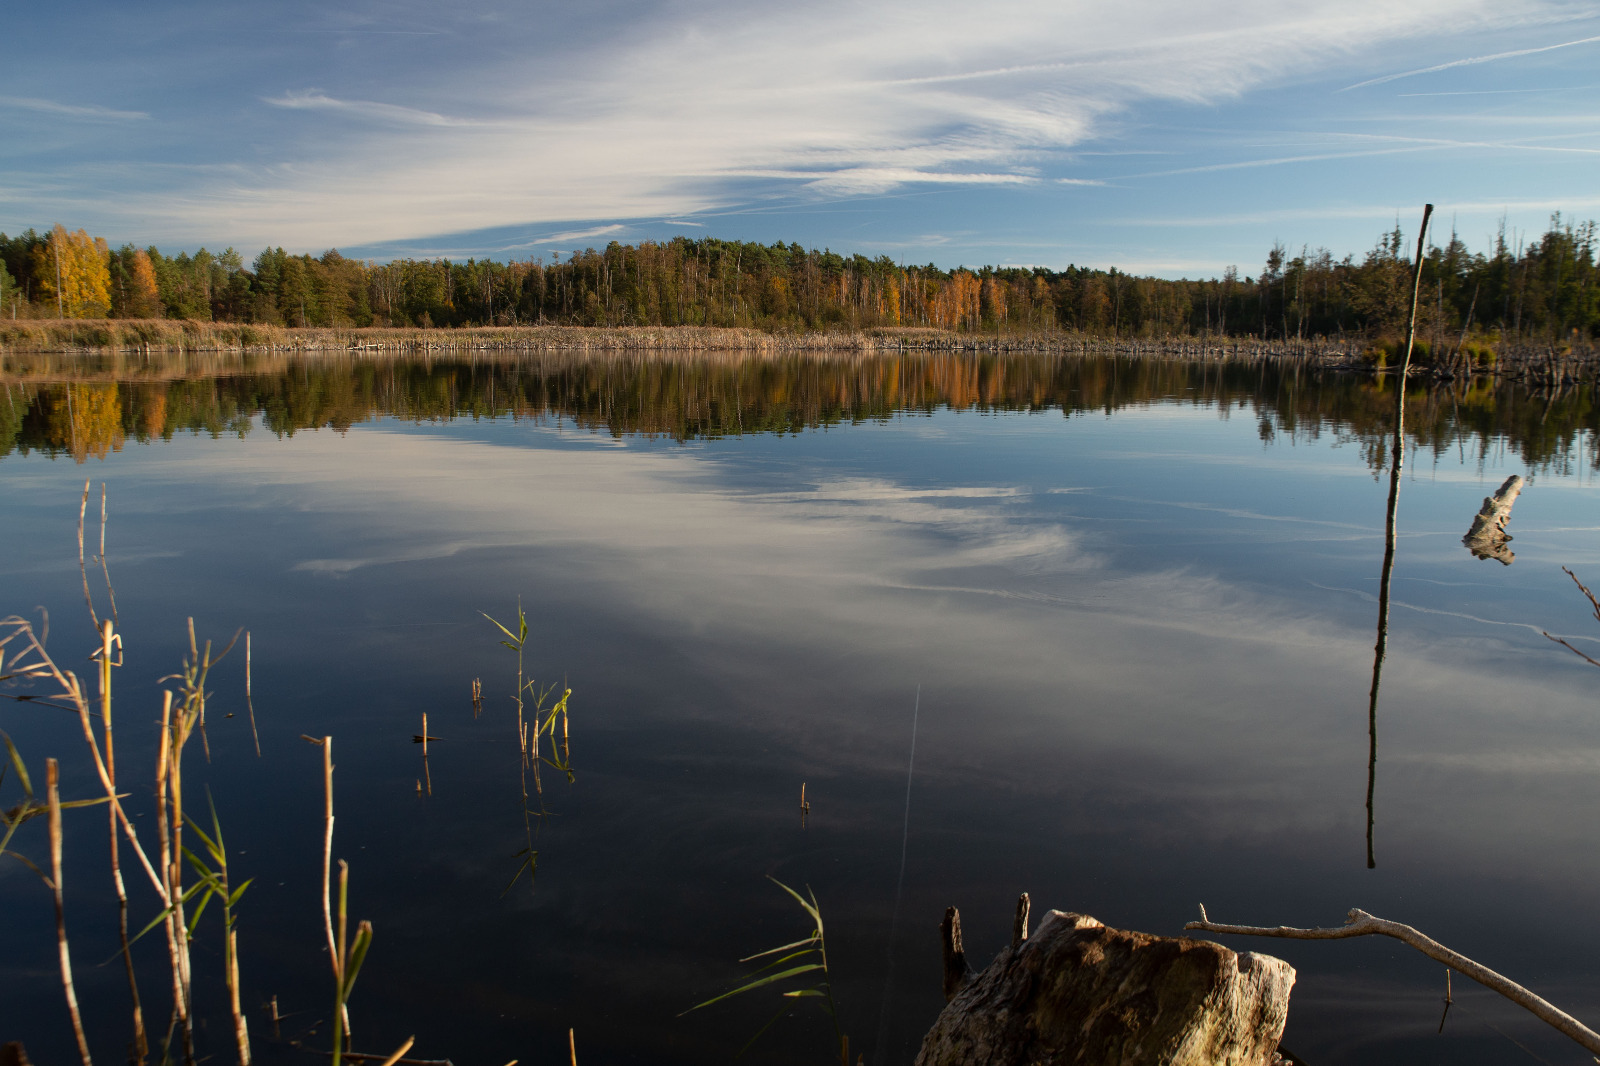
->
[1,320,1594,386]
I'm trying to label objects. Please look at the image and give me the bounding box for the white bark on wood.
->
[1463,475,1524,564]
[1185,906,1600,1055]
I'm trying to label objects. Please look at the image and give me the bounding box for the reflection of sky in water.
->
[4,398,1600,1066]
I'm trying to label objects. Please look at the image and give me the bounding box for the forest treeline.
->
[1,217,1596,344]
[4,350,1594,474]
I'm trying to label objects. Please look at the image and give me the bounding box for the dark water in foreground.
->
[3,350,1600,1065]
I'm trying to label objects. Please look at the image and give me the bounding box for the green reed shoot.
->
[684,877,848,1061]
[0,729,114,877]
[482,604,538,787]
[330,860,374,1066]
[483,604,577,895]
[185,792,253,1059]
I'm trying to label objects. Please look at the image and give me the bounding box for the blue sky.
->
[2,0,1598,277]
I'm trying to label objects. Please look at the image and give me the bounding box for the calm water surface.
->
[3,351,1599,1065]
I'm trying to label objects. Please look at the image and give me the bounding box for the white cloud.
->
[262,90,464,127]
[1342,31,1600,90]
[28,0,1585,248]
[0,96,149,121]
[535,223,628,244]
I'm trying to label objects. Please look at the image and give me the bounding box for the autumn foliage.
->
[31,226,112,318]
[0,217,1596,343]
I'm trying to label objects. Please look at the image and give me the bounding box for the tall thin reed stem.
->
[334,860,349,1065]
[78,481,99,632]
[154,692,189,1059]
[100,617,147,1063]
[48,758,93,1066]
[245,633,260,758]
[323,737,337,979]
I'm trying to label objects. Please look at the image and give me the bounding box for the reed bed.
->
[5,319,1596,385]
[0,486,412,1066]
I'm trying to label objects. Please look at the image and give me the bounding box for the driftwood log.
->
[918,900,1294,1066]
[1462,475,1524,564]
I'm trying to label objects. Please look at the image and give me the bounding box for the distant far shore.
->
[0,319,1333,354]
[1,320,1594,385]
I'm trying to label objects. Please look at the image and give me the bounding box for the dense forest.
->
[0,217,1595,344]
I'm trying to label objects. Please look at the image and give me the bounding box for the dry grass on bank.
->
[0,320,968,353]
[0,319,1341,356]
[4,319,1595,385]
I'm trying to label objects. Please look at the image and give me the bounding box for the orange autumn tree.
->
[34,225,113,318]
[127,248,163,318]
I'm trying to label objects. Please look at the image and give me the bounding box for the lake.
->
[3,349,1599,1065]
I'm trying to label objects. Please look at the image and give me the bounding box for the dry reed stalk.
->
[154,692,189,1050]
[322,737,337,979]
[321,739,356,1049]
[48,758,93,1066]
[7,615,180,1058]
[376,1038,415,1066]
[246,632,261,757]
[99,617,147,1063]
[77,481,99,632]
[568,1029,576,1066]
[336,861,349,1052]
[229,930,250,1065]
[189,621,212,764]
[308,1053,446,1066]
[164,681,196,1066]
[97,484,118,624]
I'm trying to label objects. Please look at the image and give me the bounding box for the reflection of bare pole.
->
[1367,204,1433,870]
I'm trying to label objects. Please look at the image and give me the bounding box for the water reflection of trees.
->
[2,350,1596,470]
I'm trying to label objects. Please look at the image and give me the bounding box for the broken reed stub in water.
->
[1463,475,1524,565]
[921,904,1294,1066]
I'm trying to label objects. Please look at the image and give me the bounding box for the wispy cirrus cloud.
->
[262,89,470,127]
[8,0,1598,264]
[133,0,1557,247]
[0,95,148,121]
[1342,32,1600,90]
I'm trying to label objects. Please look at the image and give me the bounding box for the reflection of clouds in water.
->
[124,427,1600,876]
[757,477,1096,573]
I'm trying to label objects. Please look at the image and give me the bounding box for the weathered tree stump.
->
[1463,475,1524,564]
[917,907,1295,1066]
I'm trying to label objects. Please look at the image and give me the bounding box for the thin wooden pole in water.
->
[1367,203,1433,870]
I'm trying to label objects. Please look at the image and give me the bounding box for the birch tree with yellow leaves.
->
[33,225,113,318]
